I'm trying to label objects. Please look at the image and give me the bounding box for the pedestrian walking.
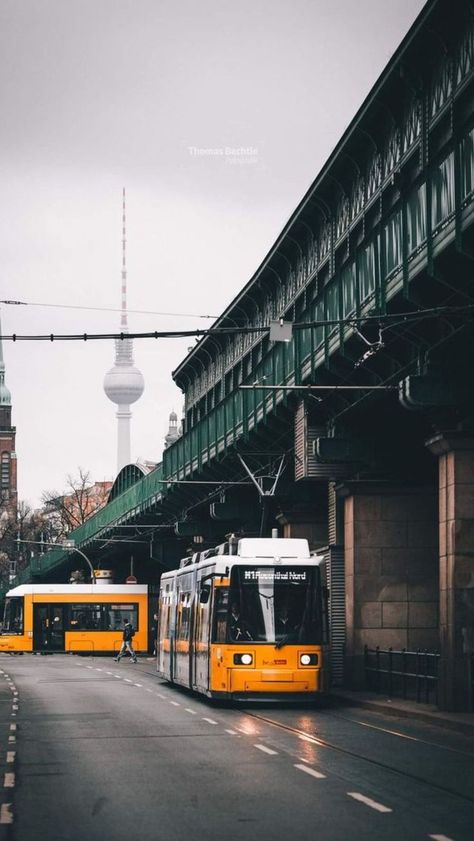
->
[115,619,138,662]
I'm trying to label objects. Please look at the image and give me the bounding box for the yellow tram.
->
[157,537,329,701]
[0,584,149,655]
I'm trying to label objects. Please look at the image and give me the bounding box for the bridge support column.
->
[427,432,474,711]
[276,504,327,550]
[338,482,438,688]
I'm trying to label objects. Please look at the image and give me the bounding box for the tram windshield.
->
[2,597,24,634]
[227,566,323,645]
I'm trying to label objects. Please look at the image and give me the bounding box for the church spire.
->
[0,311,12,408]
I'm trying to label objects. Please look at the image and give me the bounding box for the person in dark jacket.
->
[115,619,138,663]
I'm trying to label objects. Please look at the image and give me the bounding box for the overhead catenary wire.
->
[1,303,473,342]
[0,299,218,320]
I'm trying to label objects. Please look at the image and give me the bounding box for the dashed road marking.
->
[6,752,15,764]
[9,724,16,732]
[134,683,143,687]
[225,729,237,735]
[0,803,13,825]
[124,679,133,683]
[429,836,456,841]
[170,701,180,706]
[347,792,392,813]
[202,717,218,725]
[12,705,18,711]
[294,763,326,779]
[3,773,15,788]
[157,693,165,700]
[185,708,197,715]
[255,744,278,755]
[8,737,15,744]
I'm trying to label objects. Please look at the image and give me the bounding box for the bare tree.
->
[0,501,49,586]
[41,468,112,542]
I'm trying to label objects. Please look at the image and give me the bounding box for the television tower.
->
[103,189,144,473]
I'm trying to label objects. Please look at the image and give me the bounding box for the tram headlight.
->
[233,653,253,665]
[300,653,318,666]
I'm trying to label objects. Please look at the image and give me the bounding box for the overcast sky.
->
[0,0,426,508]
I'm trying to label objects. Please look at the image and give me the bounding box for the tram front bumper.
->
[229,668,320,694]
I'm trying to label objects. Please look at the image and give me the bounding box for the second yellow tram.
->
[0,584,149,655]
[157,537,329,701]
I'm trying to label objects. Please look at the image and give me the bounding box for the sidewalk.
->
[136,657,474,736]
[330,688,474,736]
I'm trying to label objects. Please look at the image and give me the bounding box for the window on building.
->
[431,152,455,228]
[460,128,474,200]
[384,210,402,275]
[358,240,377,301]
[341,262,356,316]
[1,453,9,489]
[407,183,427,254]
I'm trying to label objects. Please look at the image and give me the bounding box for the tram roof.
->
[5,584,148,597]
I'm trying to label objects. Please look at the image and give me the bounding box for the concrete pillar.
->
[339,482,438,687]
[427,432,474,711]
[276,504,327,550]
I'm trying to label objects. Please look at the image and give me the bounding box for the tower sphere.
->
[103,363,144,406]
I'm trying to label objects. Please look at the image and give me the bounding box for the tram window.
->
[2,598,23,634]
[103,604,138,631]
[228,567,323,644]
[67,603,138,631]
[69,604,102,630]
[212,588,228,643]
[177,592,191,640]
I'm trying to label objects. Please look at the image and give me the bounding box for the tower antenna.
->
[103,189,145,472]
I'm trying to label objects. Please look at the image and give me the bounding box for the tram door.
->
[33,604,65,651]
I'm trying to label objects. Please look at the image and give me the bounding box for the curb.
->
[330,691,474,736]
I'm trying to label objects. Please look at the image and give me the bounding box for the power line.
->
[1,303,473,342]
[0,298,218,320]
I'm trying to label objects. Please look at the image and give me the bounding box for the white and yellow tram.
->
[0,584,149,655]
[157,537,329,701]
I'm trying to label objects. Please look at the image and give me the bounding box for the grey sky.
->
[0,0,426,507]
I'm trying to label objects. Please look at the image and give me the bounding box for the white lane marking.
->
[134,683,143,688]
[86,666,93,669]
[202,717,218,725]
[124,679,133,683]
[8,737,15,744]
[294,763,326,779]
[6,753,15,764]
[145,688,153,693]
[170,701,180,706]
[225,729,237,735]
[12,705,18,711]
[429,836,456,841]
[106,672,113,676]
[185,708,197,715]
[254,744,278,755]
[298,733,319,743]
[13,691,18,696]
[95,668,103,672]
[0,804,13,825]
[157,693,165,700]
[3,773,15,788]
[9,724,16,732]
[347,792,392,813]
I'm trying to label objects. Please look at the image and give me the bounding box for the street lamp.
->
[63,540,96,585]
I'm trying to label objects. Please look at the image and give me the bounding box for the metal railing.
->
[364,645,440,705]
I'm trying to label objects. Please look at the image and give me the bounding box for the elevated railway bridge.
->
[15,0,474,710]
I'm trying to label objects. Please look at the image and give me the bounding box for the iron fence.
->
[364,645,440,704]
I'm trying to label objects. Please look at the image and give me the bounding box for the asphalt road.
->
[0,654,472,841]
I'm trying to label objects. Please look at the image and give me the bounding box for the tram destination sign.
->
[243,568,308,582]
